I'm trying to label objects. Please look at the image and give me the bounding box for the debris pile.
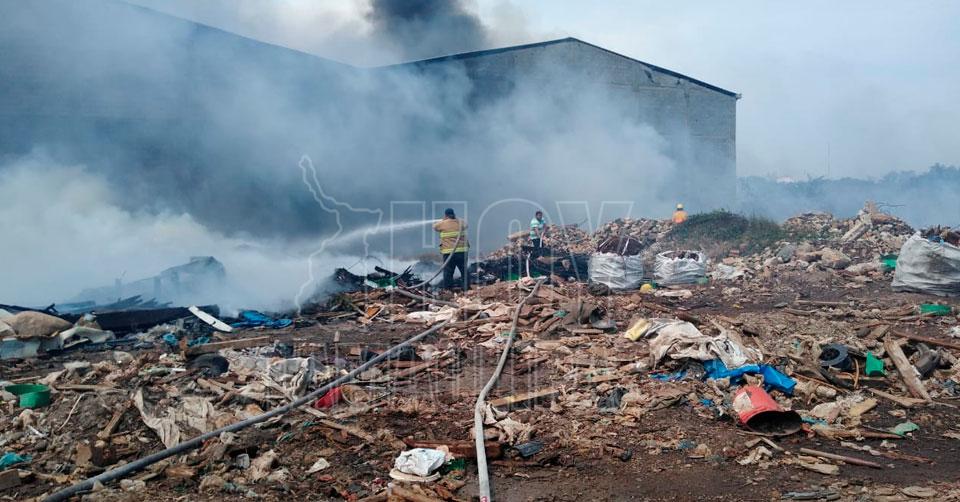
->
[3,204,960,500]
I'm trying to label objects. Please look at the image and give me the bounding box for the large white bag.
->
[654,250,707,285]
[892,233,960,296]
[588,252,644,291]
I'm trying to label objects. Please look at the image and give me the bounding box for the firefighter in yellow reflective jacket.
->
[433,208,470,290]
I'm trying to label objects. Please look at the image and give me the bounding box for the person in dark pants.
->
[432,208,470,290]
[530,210,546,249]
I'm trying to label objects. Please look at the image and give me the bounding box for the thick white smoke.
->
[0,154,420,310]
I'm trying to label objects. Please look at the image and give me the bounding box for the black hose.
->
[44,319,451,502]
[392,288,458,307]
[409,220,464,289]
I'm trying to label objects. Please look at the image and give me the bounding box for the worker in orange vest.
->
[672,203,688,224]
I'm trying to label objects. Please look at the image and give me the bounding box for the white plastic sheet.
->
[892,234,960,296]
[638,318,758,369]
[588,252,644,291]
[654,251,707,285]
[394,448,446,477]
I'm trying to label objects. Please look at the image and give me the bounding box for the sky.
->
[127,0,960,181]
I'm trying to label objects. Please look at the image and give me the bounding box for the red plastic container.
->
[732,385,801,436]
[313,387,343,409]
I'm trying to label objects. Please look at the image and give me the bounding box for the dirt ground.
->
[4,263,960,502]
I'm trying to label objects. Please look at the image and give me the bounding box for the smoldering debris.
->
[70,257,226,307]
[5,203,960,500]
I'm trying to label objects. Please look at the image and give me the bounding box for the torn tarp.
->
[633,318,759,369]
[231,311,292,329]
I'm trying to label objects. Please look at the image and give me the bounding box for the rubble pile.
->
[592,218,674,249]
[3,204,960,500]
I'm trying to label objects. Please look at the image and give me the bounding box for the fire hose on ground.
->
[44,319,452,502]
[473,277,546,502]
[409,221,464,289]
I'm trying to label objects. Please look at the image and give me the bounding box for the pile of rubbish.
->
[476,203,917,291]
[4,203,960,500]
[2,263,958,500]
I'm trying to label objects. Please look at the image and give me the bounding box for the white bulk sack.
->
[654,251,707,285]
[588,252,644,291]
[892,233,960,296]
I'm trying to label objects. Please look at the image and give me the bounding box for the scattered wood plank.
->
[644,303,672,314]
[300,407,328,420]
[490,388,559,410]
[567,358,611,368]
[356,493,388,502]
[393,289,457,307]
[316,419,374,442]
[56,384,115,392]
[0,469,22,491]
[884,337,931,401]
[795,300,849,307]
[448,315,510,329]
[402,438,503,459]
[893,332,960,352]
[867,388,926,408]
[534,316,562,334]
[389,357,455,380]
[565,327,603,335]
[389,485,444,502]
[799,448,883,469]
[866,324,890,341]
[582,373,622,385]
[388,360,424,369]
[185,336,277,356]
[510,356,548,375]
[814,427,902,440]
[97,401,132,440]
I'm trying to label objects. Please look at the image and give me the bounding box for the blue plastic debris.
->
[187,335,210,346]
[649,370,687,381]
[0,452,31,469]
[231,310,293,329]
[162,333,179,347]
[759,365,796,395]
[702,359,796,395]
[703,359,759,380]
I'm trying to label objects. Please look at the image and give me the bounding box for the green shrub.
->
[665,210,786,254]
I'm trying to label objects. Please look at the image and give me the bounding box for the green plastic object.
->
[890,421,919,436]
[880,254,898,271]
[865,352,885,376]
[371,277,396,288]
[919,304,952,316]
[5,384,51,409]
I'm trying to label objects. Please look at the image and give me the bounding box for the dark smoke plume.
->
[367,0,489,61]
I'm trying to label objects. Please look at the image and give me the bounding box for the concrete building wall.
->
[402,39,738,210]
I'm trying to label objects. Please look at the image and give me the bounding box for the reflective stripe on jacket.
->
[433,218,469,253]
[530,218,545,239]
